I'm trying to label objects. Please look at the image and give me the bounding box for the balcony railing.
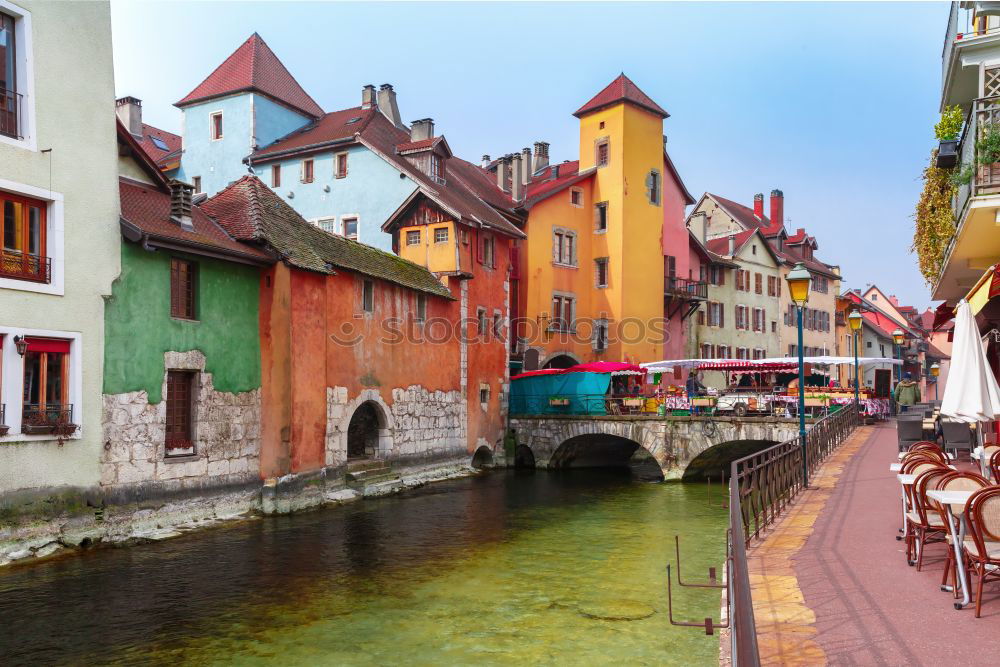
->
[0,88,22,140]
[21,404,75,435]
[0,250,51,283]
[664,276,708,300]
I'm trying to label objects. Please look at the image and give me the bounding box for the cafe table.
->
[894,469,956,536]
[926,488,974,609]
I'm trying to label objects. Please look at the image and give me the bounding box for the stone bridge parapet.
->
[509,415,804,480]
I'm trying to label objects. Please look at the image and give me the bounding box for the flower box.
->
[936,139,959,168]
[22,424,55,435]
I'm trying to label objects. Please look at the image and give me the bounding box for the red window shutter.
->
[477,232,484,264]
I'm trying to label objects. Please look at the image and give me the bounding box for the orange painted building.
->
[506,75,698,370]
[204,176,500,482]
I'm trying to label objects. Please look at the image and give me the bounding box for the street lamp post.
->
[848,310,863,408]
[786,262,812,487]
[930,362,940,401]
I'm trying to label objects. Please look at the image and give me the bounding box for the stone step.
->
[346,459,388,474]
[345,466,394,484]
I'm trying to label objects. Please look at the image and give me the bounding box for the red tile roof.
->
[574,74,669,119]
[705,229,758,257]
[396,137,439,153]
[119,178,270,263]
[248,107,376,161]
[523,161,594,209]
[133,123,181,165]
[710,193,782,236]
[203,176,453,298]
[176,33,323,118]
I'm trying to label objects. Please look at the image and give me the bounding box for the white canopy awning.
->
[941,299,1000,423]
[640,356,902,372]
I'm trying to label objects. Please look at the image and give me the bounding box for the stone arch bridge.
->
[509,415,804,480]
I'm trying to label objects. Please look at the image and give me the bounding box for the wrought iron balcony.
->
[664,277,708,301]
[0,88,22,140]
[21,404,76,436]
[0,250,51,283]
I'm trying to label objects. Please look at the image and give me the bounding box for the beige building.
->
[686,221,783,387]
[690,190,840,362]
[0,2,119,494]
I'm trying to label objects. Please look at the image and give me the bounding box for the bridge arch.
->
[680,439,780,482]
[514,444,536,469]
[471,445,494,469]
[550,433,664,481]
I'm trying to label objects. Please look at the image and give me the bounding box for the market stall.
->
[509,362,645,416]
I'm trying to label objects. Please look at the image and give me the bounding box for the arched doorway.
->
[471,446,494,469]
[347,401,385,460]
[543,354,578,369]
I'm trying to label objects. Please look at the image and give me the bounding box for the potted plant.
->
[22,410,55,435]
[936,105,964,168]
[978,122,1000,167]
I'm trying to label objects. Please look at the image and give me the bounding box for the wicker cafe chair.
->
[903,448,948,466]
[964,486,1000,617]
[933,471,989,597]
[909,440,944,453]
[907,467,953,569]
[987,449,1000,480]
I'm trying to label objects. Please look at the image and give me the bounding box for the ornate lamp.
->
[848,310,863,332]
[12,335,27,357]
[892,329,905,346]
[785,263,811,307]
[930,362,940,377]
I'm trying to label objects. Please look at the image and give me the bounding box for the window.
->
[767,275,777,297]
[0,11,18,139]
[599,121,606,130]
[753,308,765,332]
[708,265,725,286]
[170,258,196,320]
[735,305,747,330]
[595,258,608,288]
[735,269,750,292]
[165,370,195,456]
[771,321,776,333]
[21,337,70,430]
[702,343,713,359]
[316,218,337,234]
[342,217,358,240]
[434,227,449,244]
[570,188,583,207]
[336,152,348,179]
[461,229,469,245]
[646,169,661,205]
[480,234,495,268]
[595,202,608,232]
[594,319,608,351]
[754,273,762,294]
[406,230,421,246]
[596,139,609,167]
[812,275,829,293]
[415,293,426,322]
[1,192,48,283]
[493,312,502,339]
[210,112,223,140]
[477,307,487,336]
[697,309,705,326]
[551,295,574,331]
[150,136,168,151]
[553,229,575,266]
[736,347,747,360]
[479,383,490,406]
[301,159,314,184]
[362,279,374,313]
[430,155,444,183]
[192,176,202,194]
[271,164,281,188]
[708,302,724,328]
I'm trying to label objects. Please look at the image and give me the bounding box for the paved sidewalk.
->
[748,421,1000,665]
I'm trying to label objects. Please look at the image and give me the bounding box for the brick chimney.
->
[169,179,194,231]
[510,153,524,201]
[521,147,532,185]
[377,84,403,128]
[361,84,377,109]
[752,193,764,220]
[770,189,784,228]
[497,155,512,193]
[533,141,550,173]
[410,118,434,142]
[116,96,142,137]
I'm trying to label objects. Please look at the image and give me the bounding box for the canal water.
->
[0,470,727,665]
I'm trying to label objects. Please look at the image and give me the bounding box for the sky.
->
[110,1,949,311]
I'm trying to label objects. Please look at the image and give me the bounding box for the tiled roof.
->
[396,137,441,153]
[176,33,323,118]
[119,178,270,263]
[705,229,757,257]
[574,74,669,119]
[133,123,181,165]
[523,161,594,209]
[203,176,453,299]
[249,107,376,160]
[359,113,524,239]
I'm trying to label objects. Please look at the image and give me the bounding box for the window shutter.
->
[477,232,484,264]
[491,239,497,269]
[720,304,725,328]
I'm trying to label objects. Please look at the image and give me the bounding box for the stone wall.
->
[101,351,261,489]
[326,385,466,467]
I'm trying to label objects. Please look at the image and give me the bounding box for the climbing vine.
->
[912,149,957,285]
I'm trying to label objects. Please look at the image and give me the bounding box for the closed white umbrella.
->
[940,299,1000,423]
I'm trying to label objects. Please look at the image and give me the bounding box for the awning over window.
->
[24,337,70,354]
[965,264,1000,316]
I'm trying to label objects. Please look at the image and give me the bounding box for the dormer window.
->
[430,154,445,183]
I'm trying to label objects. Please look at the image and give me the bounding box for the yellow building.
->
[513,75,697,369]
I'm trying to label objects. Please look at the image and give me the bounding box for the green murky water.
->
[0,470,727,665]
